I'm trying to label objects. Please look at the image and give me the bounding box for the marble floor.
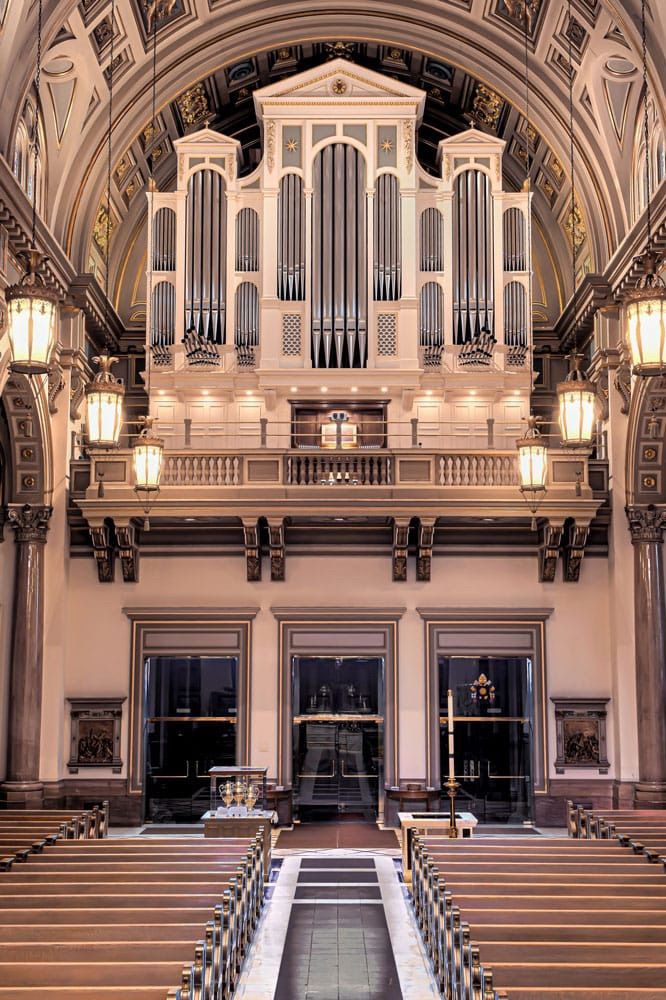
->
[235,850,439,1000]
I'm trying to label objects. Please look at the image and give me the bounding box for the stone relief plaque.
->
[551,697,610,774]
[67,697,126,773]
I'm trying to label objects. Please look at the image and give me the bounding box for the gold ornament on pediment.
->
[331,78,348,95]
[177,82,211,126]
[324,41,355,60]
[470,83,503,131]
[265,120,276,171]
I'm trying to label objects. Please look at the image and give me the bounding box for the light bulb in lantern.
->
[556,354,597,447]
[624,251,666,376]
[85,354,125,447]
[5,250,59,375]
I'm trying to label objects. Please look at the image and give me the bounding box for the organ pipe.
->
[420,207,443,271]
[152,208,176,270]
[374,173,401,300]
[503,281,527,346]
[151,281,175,346]
[503,208,526,272]
[185,168,226,343]
[236,208,259,271]
[235,282,259,347]
[453,169,494,343]
[419,282,443,347]
[277,174,305,299]
[311,144,367,367]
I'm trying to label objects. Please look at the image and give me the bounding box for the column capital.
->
[626,504,666,544]
[7,504,52,544]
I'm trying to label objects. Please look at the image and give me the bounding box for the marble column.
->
[626,505,666,807]
[0,504,51,807]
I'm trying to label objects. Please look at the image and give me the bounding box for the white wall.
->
[56,549,617,787]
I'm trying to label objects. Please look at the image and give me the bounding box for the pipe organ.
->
[146,61,532,445]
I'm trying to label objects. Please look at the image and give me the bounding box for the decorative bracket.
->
[562,520,590,582]
[47,359,66,415]
[614,359,632,416]
[416,518,436,582]
[267,518,285,581]
[115,522,139,583]
[242,518,262,581]
[89,523,115,583]
[393,517,411,582]
[538,522,563,583]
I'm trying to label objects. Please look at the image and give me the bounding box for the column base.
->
[634,781,666,808]
[0,781,44,808]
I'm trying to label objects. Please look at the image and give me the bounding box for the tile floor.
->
[235,850,439,1000]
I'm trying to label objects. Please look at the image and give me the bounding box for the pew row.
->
[569,801,666,861]
[0,830,269,1000]
[0,804,108,869]
[410,833,666,1000]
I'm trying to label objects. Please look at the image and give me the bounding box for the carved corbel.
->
[69,365,87,421]
[393,517,411,582]
[416,518,436,582]
[562,520,590,583]
[115,522,139,583]
[89,523,115,583]
[47,358,66,415]
[614,359,632,416]
[538,522,563,583]
[267,518,285,581]
[242,518,262,582]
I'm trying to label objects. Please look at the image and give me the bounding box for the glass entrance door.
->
[439,656,534,823]
[144,656,238,822]
[292,656,384,821]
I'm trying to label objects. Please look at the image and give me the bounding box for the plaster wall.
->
[0,535,16,780]
[57,549,620,790]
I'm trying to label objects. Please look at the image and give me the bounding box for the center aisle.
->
[236,850,438,1000]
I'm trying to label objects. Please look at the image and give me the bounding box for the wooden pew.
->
[0,828,268,1000]
[411,833,666,1000]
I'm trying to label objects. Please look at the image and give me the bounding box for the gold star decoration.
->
[381,138,394,154]
[285,137,299,153]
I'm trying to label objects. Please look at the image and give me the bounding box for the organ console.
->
[145,59,532,449]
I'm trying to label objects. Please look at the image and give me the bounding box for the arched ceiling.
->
[1,0,663,330]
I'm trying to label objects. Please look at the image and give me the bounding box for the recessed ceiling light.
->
[202,389,209,396]
[158,389,165,396]
[469,389,477,396]
[290,386,298,392]
[381,386,388,393]
[245,389,253,396]
[351,386,358,393]
[426,389,433,396]
[321,386,328,393]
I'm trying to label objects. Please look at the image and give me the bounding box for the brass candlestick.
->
[234,778,246,809]
[222,780,234,809]
[444,776,460,838]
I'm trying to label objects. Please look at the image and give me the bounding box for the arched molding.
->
[0,373,53,507]
[626,373,666,507]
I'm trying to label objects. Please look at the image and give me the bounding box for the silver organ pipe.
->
[420,207,443,271]
[503,207,526,272]
[373,173,401,300]
[503,280,527,346]
[185,168,226,343]
[277,174,305,299]
[151,280,175,346]
[236,208,259,271]
[152,208,176,270]
[419,281,443,347]
[453,169,494,343]
[234,282,259,347]
[311,144,367,368]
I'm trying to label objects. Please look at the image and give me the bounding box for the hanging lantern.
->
[133,416,164,497]
[5,251,59,375]
[556,354,597,447]
[85,354,125,447]
[625,251,666,376]
[517,416,548,496]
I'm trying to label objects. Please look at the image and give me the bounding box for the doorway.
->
[439,655,534,823]
[291,656,384,822]
[144,655,238,822]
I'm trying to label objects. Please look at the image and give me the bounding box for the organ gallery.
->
[0,1,665,997]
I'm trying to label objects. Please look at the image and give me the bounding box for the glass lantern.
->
[556,355,597,447]
[133,416,164,497]
[625,254,666,376]
[85,355,125,447]
[517,418,548,495]
[5,250,58,375]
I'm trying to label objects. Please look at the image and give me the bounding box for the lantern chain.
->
[641,0,653,255]
[30,0,43,250]
[102,0,117,351]
[566,0,578,356]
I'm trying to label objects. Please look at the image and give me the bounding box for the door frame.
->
[419,608,552,795]
[124,608,257,803]
[272,608,404,813]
